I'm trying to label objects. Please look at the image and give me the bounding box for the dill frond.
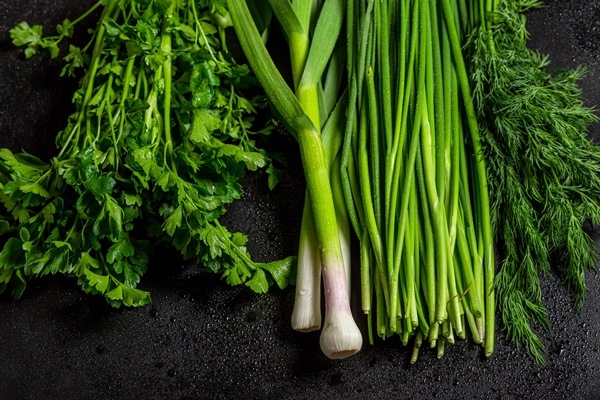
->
[469,0,600,361]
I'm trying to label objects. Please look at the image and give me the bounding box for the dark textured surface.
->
[1,1,600,399]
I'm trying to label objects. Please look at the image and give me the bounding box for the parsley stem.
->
[191,0,217,61]
[115,56,137,165]
[46,1,105,48]
[57,0,119,159]
[68,1,104,30]
[160,1,176,172]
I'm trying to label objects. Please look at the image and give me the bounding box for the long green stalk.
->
[386,0,419,299]
[289,0,349,334]
[440,0,495,356]
[389,0,426,333]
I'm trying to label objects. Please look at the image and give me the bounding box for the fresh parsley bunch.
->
[0,0,294,307]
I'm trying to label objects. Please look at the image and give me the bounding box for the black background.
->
[1,1,600,399]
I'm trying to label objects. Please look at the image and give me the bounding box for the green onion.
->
[228,0,362,359]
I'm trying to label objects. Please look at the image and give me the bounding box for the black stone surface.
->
[1,1,600,399]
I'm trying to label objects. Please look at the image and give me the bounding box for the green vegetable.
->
[1,0,294,307]
[228,0,362,359]
[468,0,600,363]
[341,0,495,359]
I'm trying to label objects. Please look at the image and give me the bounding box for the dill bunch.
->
[469,0,600,363]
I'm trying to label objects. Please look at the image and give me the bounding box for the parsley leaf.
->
[3,0,293,308]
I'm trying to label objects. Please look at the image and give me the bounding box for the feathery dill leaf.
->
[468,0,600,362]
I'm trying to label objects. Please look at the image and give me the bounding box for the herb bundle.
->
[0,0,294,307]
[341,0,495,360]
[468,0,600,362]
